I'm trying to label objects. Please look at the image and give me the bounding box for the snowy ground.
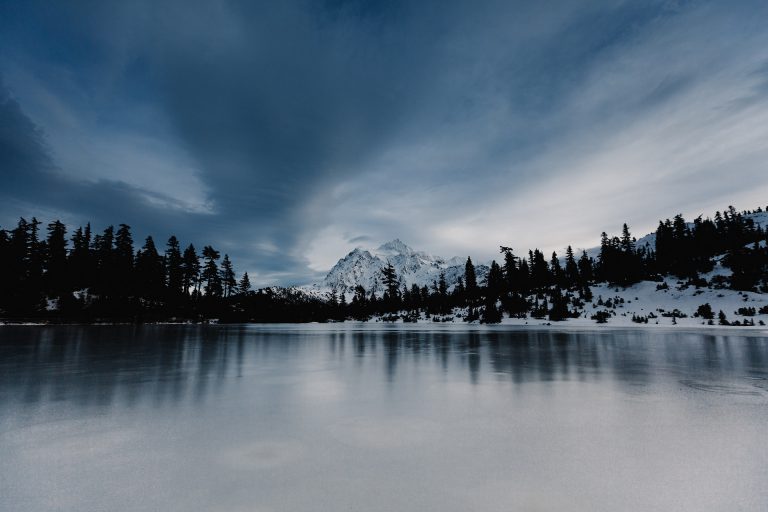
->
[366,279,768,330]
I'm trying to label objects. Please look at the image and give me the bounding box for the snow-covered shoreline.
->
[340,277,768,331]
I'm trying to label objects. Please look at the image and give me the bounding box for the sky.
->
[2,0,768,286]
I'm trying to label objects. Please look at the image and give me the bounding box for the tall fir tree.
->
[220,254,237,297]
[577,250,593,284]
[114,224,134,297]
[182,244,201,296]
[380,262,400,309]
[486,260,503,299]
[238,272,252,295]
[201,246,222,297]
[564,245,579,287]
[550,252,564,287]
[136,236,165,300]
[45,220,68,295]
[464,256,478,304]
[501,247,518,293]
[165,236,183,296]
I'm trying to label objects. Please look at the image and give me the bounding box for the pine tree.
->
[165,236,183,296]
[620,223,635,253]
[438,271,448,313]
[220,254,237,297]
[530,249,550,289]
[238,272,252,295]
[93,225,116,297]
[28,217,43,274]
[69,225,91,290]
[0,227,9,311]
[465,256,478,303]
[410,283,423,311]
[486,260,503,299]
[352,285,369,320]
[182,244,200,296]
[26,218,44,302]
[329,289,338,308]
[564,245,579,287]
[45,220,68,295]
[339,292,348,320]
[4,218,43,313]
[452,277,465,304]
[577,250,593,284]
[597,232,611,281]
[518,258,531,294]
[201,246,222,297]
[114,224,134,297]
[136,236,165,300]
[380,262,399,308]
[501,247,517,293]
[550,252,564,287]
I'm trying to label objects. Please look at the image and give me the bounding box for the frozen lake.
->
[1,324,767,511]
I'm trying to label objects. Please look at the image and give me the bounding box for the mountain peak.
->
[320,238,488,295]
[376,238,412,255]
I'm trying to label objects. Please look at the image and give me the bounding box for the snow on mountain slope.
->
[314,239,488,296]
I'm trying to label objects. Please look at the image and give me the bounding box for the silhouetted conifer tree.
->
[550,251,564,288]
[136,236,165,300]
[220,254,237,297]
[530,249,550,289]
[114,224,134,297]
[44,220,68,295]
[238,272,252,295]
[500,247,518,293]
[380,262,400,311]
[201,246,222,297]
[464,257,478,303]
[486,260,503,300]
[564,246,579,287]
[165,236,183,297]
[182,244,201,296]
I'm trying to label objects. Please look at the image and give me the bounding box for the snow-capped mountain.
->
[307,210,768,298]
[314,239,487,296]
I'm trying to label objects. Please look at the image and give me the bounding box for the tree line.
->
[0,220,253,321]
[1,205,766,322]
[328,205,768,323]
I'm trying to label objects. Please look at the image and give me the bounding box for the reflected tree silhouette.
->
[1,326,767,411]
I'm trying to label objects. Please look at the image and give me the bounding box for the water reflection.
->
[2,325,768,512]
[1,325,766,411]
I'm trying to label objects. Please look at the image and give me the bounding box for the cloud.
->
[294,0,768,262]
[0,80,194,231]
[2,0,768,284]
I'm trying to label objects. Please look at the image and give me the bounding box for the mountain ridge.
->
[306,239,488,296]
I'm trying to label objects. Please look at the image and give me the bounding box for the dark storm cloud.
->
[0,80,316,280]
[2,0,473,281]
[2,0,768,283]
[0,80,188,237]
